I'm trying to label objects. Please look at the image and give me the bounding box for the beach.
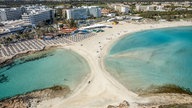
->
[1,21,192,108]
[34,21,192,108]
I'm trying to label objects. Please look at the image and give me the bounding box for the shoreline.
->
[101,24,192,94]
[0,45,62,68]
[0,46,90,101]
[60,21,192,108]
[1,21,192,108]
[0,85,70,108]
[105,25,192,55]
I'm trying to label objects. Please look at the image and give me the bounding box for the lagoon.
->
[105,26,192,92]
[0,49,90,99]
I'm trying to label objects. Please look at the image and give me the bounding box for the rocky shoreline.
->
[0,45,60,68]
[0,85,70,108]
[107,99,192,108]
[106,83,192,108]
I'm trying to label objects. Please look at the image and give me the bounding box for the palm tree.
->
[63,19,77,28]
[0,38,3,44]
[20,32,30,40]
[2,37,6,44]
[9,34,16,42]
[15,35,21,41]
[46,25,55,33]
[53,18,59,31]
[36,28,43,38]
[5,37,12,45]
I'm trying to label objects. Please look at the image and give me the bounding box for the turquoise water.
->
[105,26,192,91]
[0,49,90,99]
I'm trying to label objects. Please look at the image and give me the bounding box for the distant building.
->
[0,8,22,22]
[121,6,130,13]
[156,5,166,11]
[85,6,102,18]
[62,9,67,19]
[136,5,165,11]
[136,5,154,11]
[101,8,110,16]
[173,1,191,7]
[66,6,101,20]
[187,8,192,10]
[175,7,187,11]
[0,10,6,21]
[21,5,55,26]
[66,8,88,20]
[110,4,130,14]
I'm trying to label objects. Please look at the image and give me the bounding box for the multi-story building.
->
[22,10,53,26]
[121,6,130,13]
[136,5,165,12]
[21,5,55,26]
[173,1,191,7]
[0,10,7,21]
[66,8,88,20]
[66,6,101,20]
[136,5,153,11]
[101,8,110,16]
[110,4,130,14]
[0,8,22,22]
[84,6,102,18]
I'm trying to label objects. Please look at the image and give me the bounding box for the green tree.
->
[15,35,21,40]
[63,19,77,28]
[9,34,16,42]
[166,15,172,21]
[0,38,3,44]
[5,37,12,45]
[20,32,30,40]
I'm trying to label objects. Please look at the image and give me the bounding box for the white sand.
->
[37,21,192,108]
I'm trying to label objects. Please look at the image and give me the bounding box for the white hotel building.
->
[109,4,130,14]
[21,5,55,26]
[66,8,88,20]
[66,6,101,20]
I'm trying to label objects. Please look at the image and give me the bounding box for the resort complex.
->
[0,1,192,108]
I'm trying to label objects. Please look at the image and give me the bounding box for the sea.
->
[0,48,90,99]
[105,26,192,92]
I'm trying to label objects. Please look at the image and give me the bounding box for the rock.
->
[119,100,129,108]
[107,100,129,108]
[107,105,116,108]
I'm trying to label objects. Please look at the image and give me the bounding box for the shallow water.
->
[0,49,90,99]
[105,26,192,91]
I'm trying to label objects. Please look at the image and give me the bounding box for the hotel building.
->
[66,6,101,20]
[136,5,165,12]
[0,8,22,22]
[21,5,55,26]
[109,4,130,14]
